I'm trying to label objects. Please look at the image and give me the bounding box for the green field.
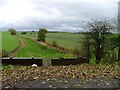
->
[2,32,76,58]
[2,31,119,64]
[21,32,83,49]
[17,36,66,58]
[2,32,20,52]
[46,32,82,49]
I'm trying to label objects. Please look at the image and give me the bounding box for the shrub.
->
[8,28,16,35]
[2,65,13,70]
[21,32,27,35]
[32,30,35,35]
[73,47,81,56]
[37,28,47,42]
[52,40,58,47]
[30,32,33,35]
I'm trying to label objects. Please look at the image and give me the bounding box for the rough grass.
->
[17,37,65,58]
[2,32,20,52]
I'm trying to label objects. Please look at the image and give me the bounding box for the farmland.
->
[46,32,82,49]
[2,32,20,52]
[20,32,83,49]
[1,31,119,61]
[2,31,76,58]
[2,31,120,88]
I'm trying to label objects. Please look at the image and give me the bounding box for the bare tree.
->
[85,19,112,64]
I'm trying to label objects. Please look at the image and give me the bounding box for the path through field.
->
[16,36,64,58]
[9,37,25,57]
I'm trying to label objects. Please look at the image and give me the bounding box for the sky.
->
[0,0,119,32]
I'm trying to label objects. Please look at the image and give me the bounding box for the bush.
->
[21,32,27,35]
[37,28,47,42]
[2,65,13,70]
[30,32,33,35]
[32,30,35,35]
[101,50,118,64]
[52,40,58,47]
[8,28,16,35]
[73,47,81,56]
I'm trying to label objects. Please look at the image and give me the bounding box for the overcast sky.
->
[0,0,119,32]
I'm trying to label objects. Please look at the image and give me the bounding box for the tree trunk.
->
[95,45,101,64]
[86,43,90,62]
[95,41,104,64]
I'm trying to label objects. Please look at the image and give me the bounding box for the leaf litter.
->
[2,64,120,88]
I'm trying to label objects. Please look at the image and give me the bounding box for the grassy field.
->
[2,32,20,52]
[2,32,75,58]
[16,36,67,58]
[46,32,82,49]
[20,32,83,49]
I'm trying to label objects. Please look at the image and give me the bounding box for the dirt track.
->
[9,37,25,57]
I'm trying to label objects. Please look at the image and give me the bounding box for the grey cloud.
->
[1,1,118,32]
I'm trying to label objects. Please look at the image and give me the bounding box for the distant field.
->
[46,32,82,49]
[2,32,20,52]
[20,32,83,49]
[17,36,66,58]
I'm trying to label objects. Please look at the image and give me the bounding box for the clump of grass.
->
[72,47,81,56]
[2,64,13,70]
[1,49,9,57]
[2,64,22,70]
[52,40,58,47]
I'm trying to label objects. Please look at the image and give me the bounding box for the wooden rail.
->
[51,57,89,66]
[2,57,89,66]
[2,57,42,66]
